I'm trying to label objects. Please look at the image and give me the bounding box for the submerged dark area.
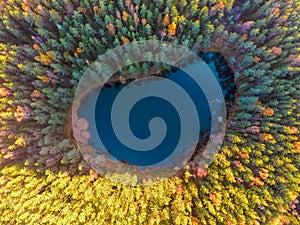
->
[198,52,237,109]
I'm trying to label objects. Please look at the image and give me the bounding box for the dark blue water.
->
[94,69,211,166]
[78,52,235,166]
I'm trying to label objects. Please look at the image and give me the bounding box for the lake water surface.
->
[78,52,235,166]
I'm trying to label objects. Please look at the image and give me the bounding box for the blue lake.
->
[78,52,235,167]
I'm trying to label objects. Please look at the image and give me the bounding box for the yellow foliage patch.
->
[250,177,264,186]
[122,11,129,21]
[76,47,84,53]
[15,136,26,147]
[259,169,269,180]
[36,75,49,83]
[168,22,177,37]
[34,51,53,65]
[253,56,261,63]
[259,133,275,142]
[93,5,101,14]
[120,36,130,45]
[33,43,41,51]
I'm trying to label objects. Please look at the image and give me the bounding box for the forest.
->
[0,0,299,224]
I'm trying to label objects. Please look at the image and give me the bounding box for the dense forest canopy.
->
[0,0,299,224]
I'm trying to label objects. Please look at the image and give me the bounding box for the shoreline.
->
[105,65,169,86]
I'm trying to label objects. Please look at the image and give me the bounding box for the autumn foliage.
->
[0,0,299,224]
